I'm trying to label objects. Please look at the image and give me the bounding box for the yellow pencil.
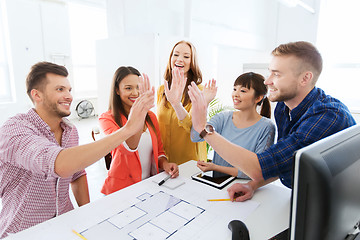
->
[72,229,88,240]
[207,198,232,201]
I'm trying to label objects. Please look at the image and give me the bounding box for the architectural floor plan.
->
[80,191,205,240]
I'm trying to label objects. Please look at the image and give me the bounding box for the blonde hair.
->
[272,41,323,83]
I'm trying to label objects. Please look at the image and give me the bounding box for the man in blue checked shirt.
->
[188,41,356,201]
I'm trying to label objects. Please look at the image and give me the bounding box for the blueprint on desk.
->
[80,191,205,240]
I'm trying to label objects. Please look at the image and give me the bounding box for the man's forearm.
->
[204,132,264,181]
[55,126,133,178]
[248,177,279,191]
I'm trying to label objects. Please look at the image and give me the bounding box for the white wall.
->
[0,0,321,124]
[97,0,321,111]
[96,34,162,115]
[276,0,320,44]
[0,0,72,124]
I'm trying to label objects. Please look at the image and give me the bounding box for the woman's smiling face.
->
[171,42,191,74]
[117,74,139,114]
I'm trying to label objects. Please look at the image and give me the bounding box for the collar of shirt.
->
[28,108,75,145]
[275,87,320,139]
[288,87,319,123]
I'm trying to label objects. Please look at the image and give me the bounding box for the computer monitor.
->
[290,124,360,239]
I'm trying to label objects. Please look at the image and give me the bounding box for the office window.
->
[0,1,12,103]
[317,0,360,111]
[68,2,107,99]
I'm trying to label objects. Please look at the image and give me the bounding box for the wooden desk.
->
[7,160,291,240]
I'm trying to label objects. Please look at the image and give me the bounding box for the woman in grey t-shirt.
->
[191,72,275,178]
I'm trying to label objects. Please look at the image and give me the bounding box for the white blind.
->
[0,1,12,103]
[68,2,108,99]
[317,0,360,112]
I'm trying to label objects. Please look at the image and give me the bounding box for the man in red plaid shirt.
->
[0,62,155,238]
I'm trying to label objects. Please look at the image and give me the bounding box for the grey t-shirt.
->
[191,111,276,178]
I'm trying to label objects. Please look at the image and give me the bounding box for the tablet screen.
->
[191,171,236,189]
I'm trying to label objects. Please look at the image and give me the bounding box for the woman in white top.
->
[99,66,178,195]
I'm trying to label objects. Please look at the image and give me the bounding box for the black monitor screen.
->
[290,124,360,239]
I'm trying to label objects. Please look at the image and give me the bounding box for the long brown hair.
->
[109,66,155,131]
[234,72,271,118]
[162,40,202,107]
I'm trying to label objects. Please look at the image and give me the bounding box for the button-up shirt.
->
[258,87,356,188]
[0,109,86,238]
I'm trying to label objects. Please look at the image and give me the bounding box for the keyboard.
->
[268,228,289,240]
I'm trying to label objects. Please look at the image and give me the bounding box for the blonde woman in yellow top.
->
[157,40,217,165]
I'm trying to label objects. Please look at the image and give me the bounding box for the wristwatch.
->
[199,124,215,139]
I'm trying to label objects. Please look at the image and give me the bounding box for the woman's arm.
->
[124,128,143,150]
[158,156,179,178]
[70,174,90,206]
[197,160,238,177]
[254,121,276,153]
[164,68,188,121]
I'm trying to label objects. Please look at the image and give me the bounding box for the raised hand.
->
[126,81,155,134]
[164,68,187,107]
[188,82,207,133]
[203,79,217,106]
[139,73,151,95]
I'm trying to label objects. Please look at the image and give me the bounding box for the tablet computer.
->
[191,171,236,189]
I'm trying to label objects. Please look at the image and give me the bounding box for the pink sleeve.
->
[0,120,64,179]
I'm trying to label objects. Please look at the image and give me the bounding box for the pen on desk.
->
[158,174,171,186]
[207,198,232,202]
[72,229,88,240]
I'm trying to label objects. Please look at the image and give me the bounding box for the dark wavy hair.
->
[234,72,271,118]
[109,66,155,131]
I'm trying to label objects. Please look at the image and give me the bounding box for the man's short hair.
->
[272,41,323,82]
[26,61,68,102]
